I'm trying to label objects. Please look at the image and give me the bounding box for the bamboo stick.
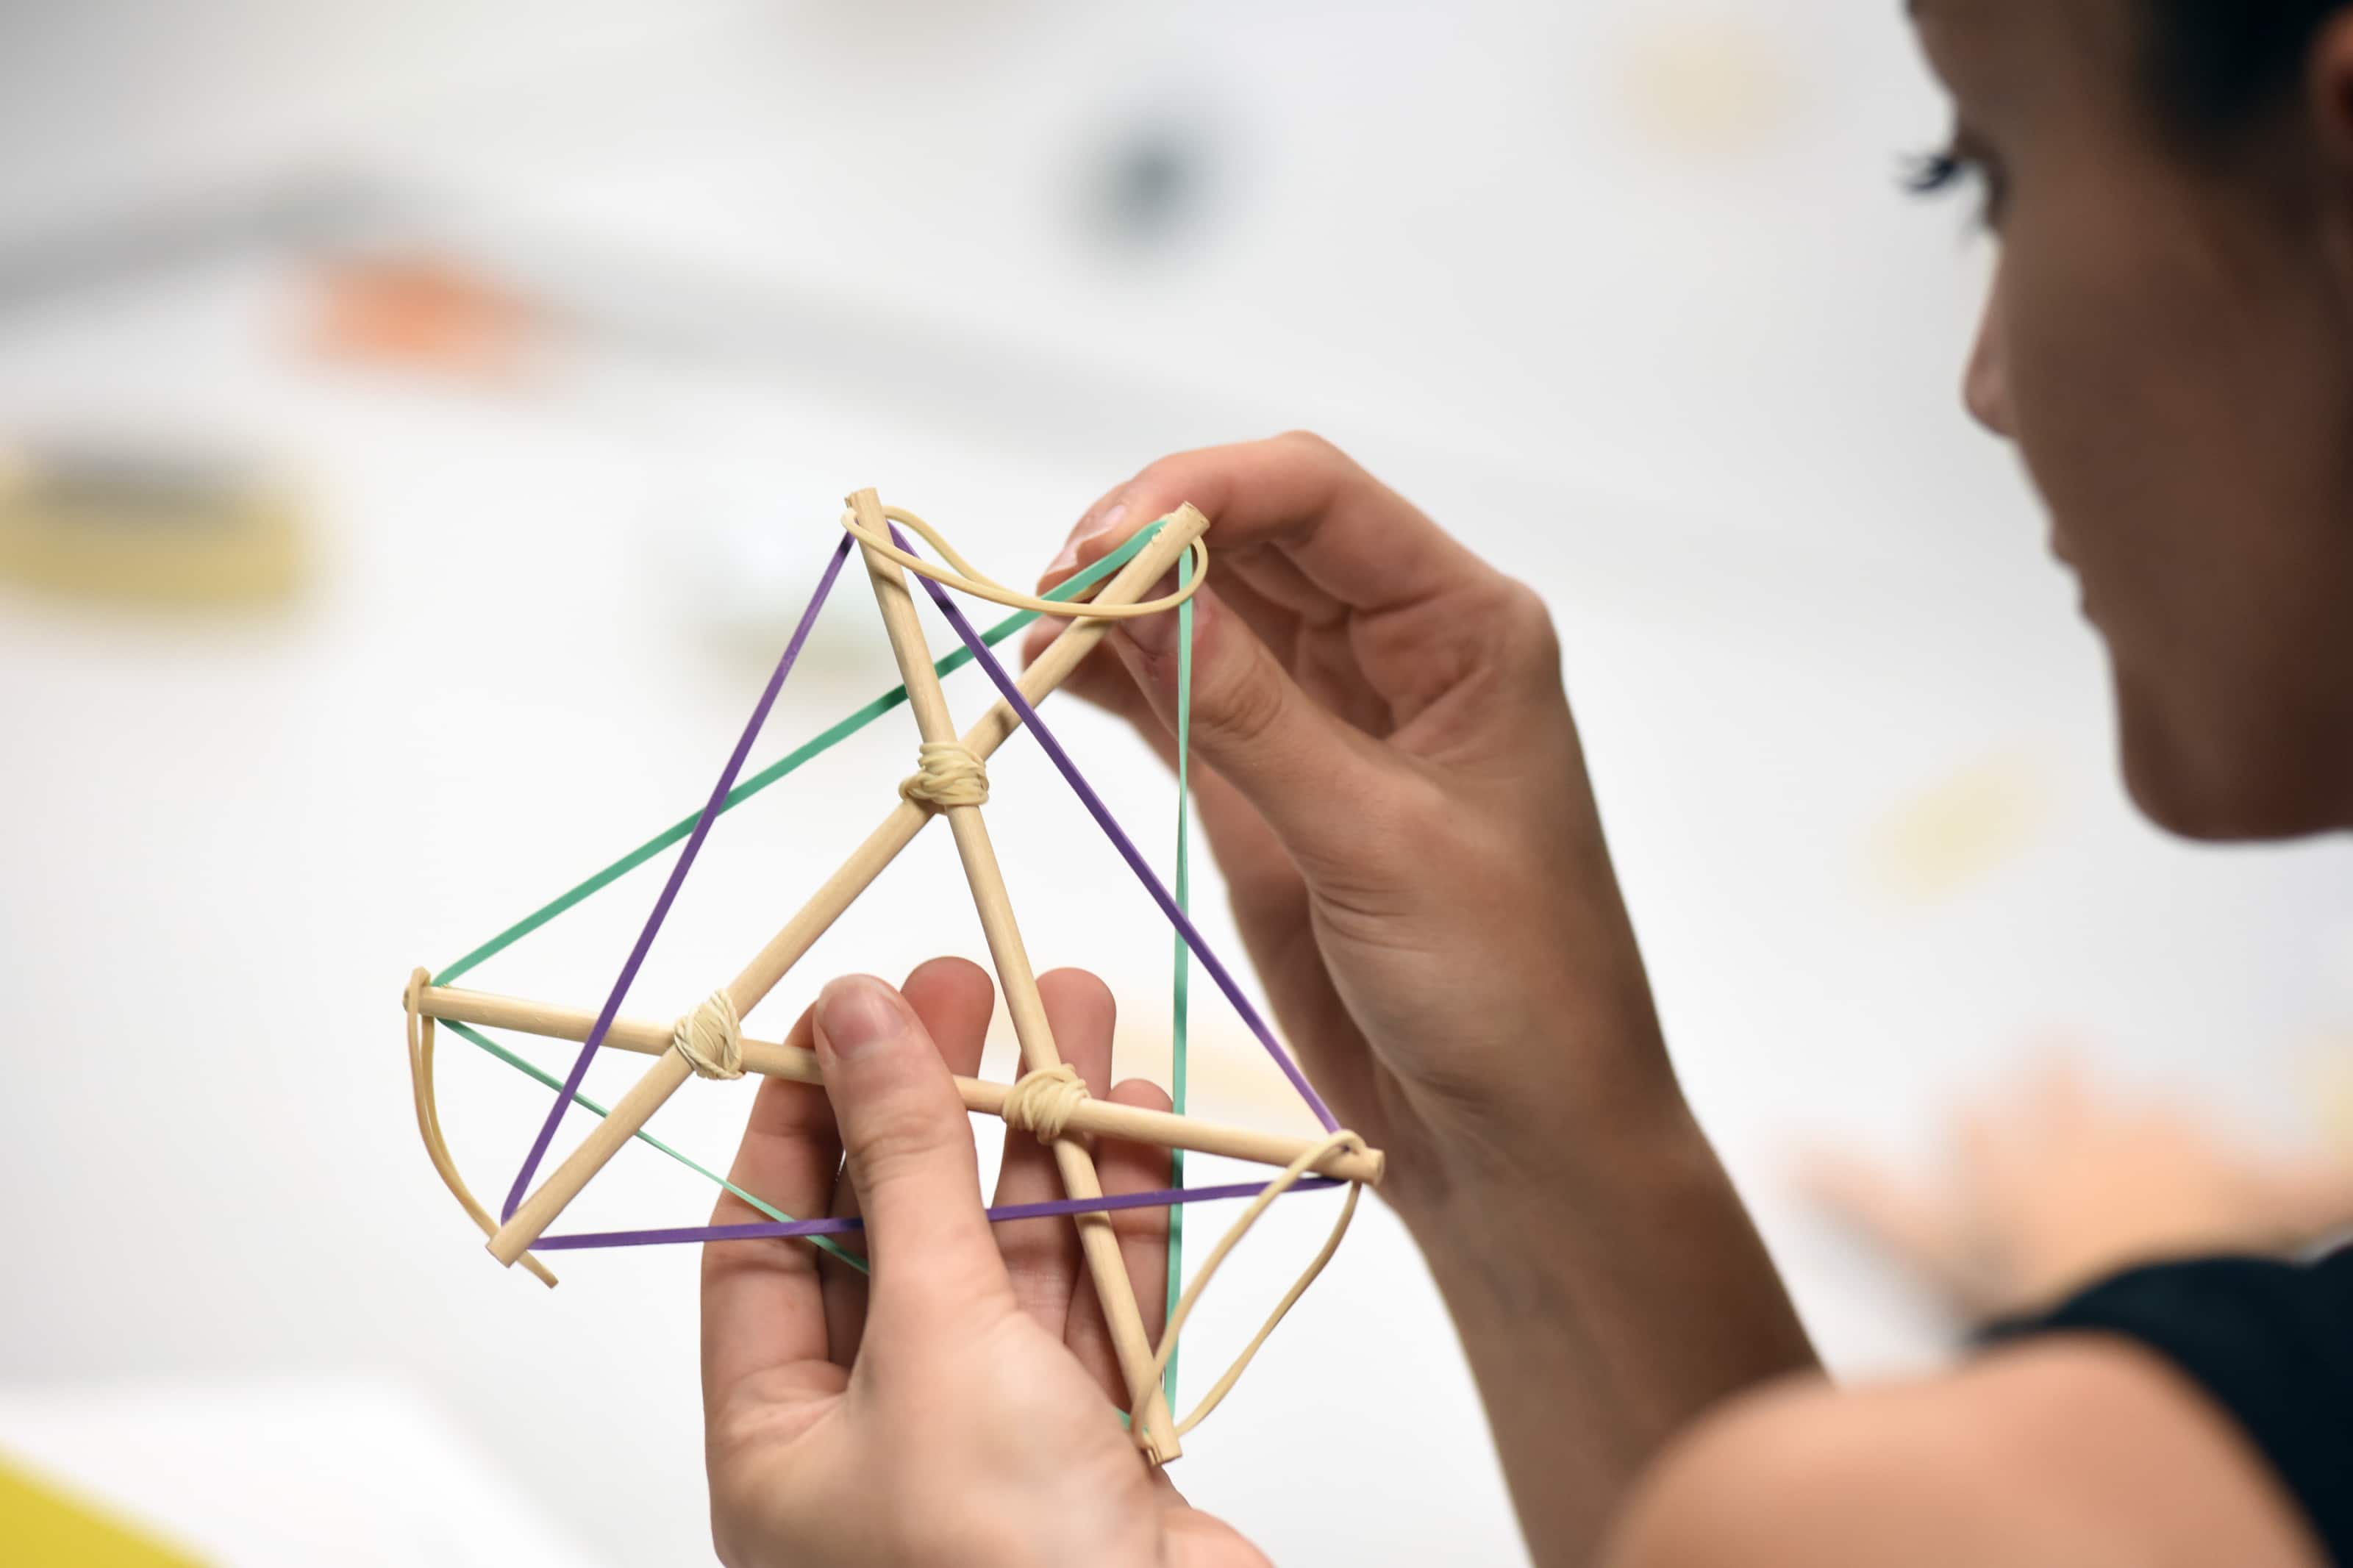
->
[421,982,1385,1185]
[850,487,1179,1462]
[484,501,1212,1270]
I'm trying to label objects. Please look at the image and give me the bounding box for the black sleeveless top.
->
[1986,1247,2353,1563]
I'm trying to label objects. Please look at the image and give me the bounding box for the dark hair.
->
[2146,1,2348,126]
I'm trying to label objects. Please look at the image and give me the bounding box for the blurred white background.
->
[3,2,2351,1564]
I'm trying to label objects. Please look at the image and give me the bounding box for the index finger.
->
[1051,432,1498,617]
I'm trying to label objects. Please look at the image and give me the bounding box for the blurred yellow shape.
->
[0,1450,207,1567]
[1868,753,2049,904]
[1620,18,1799,158]
[0,447,307,612]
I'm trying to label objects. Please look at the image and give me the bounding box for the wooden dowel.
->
[481,503,1210,1271]
[851,487,1180,1463]
[420,982,1385,1185]
[490,1051,695,1264]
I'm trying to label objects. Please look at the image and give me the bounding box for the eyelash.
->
[1905,146,2003,229]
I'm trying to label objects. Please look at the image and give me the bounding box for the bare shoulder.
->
[1598,1335,2325,1568]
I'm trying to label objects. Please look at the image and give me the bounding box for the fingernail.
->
[1046,499,1129,578]
[816,978,902,1062]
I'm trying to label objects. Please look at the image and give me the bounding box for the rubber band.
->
[842,502,1207,620]
[999,1064,1092,1143]
[1149,1131,1368,1437]
[532,1175,1345,1250]
[407,970,560,1287]
[1165,544,1195,1408]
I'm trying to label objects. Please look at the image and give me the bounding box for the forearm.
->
[1399,1084,1817,1567]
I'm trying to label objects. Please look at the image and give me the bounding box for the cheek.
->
[1996,188,2353,833]
[1996,218,2203,571]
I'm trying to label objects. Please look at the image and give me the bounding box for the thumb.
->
[1113,584,1393,878]
[813,975,1013,1327]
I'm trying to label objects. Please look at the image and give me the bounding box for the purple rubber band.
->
[892,524,1341,1133]
[532,1175,1344,1251]
[499,533,856,1222]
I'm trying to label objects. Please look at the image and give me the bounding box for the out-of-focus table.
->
[0,1375,594,1567]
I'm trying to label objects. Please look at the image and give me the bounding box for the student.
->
[696,1,2353,1562]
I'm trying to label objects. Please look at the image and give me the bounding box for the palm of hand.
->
[715,1308,1243,1567]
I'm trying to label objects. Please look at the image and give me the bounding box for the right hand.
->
[1026,433,1679,1211]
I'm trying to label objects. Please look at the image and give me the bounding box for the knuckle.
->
[1352,772,1448,873]
[1129,454,1177,494]
[1271,429,1365,493]
[1199,652,1292,755]
[1493,578,1559,656]
[1272,428,1345,465]
[849,1106,957,1192]
[1111,1075,1174,1116]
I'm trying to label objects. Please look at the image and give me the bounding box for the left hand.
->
[699,959,1268,1567]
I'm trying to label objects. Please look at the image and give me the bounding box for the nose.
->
[1965,264,2015,438]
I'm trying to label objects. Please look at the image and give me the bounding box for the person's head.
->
[1910,0,2353,838]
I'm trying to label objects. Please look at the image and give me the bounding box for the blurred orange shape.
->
[308,253,536,383]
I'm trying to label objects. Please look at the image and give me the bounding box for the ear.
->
[2304,11,2353,303]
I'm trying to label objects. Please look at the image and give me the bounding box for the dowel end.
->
[486,1223,535,1269]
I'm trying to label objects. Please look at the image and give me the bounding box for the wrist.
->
[1385,1014,1697,1241]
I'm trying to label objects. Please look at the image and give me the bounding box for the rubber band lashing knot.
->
[899,741,988,809]
[840,501,1208,621]
[1001,1064,1090,1143]
[672,989,745,1080]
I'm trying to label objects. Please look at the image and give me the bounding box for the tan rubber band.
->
[898,741,990,810]
[840,502,1208,620]
[1149,1128,1371,1438]
[406,968,560,1289]
[1000,1064,1091,1144]
[671,989,746,1081]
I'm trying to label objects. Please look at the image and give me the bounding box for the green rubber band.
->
[440,1019,870,1272]
[1163,547,1194,1409]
